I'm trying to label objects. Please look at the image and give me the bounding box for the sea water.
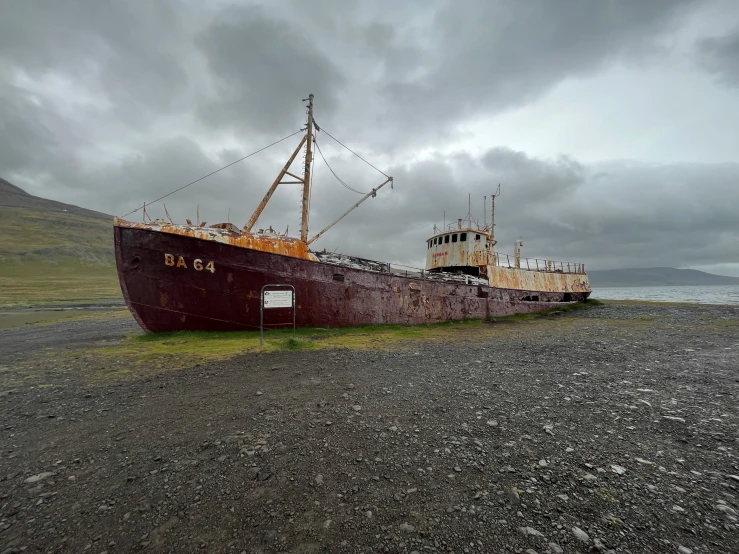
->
[591,285,739,305]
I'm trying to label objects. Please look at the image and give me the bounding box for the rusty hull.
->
[115,223,589,332]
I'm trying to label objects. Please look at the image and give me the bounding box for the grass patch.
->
[0,206,120,307]
[0,257,121,307]
[77,319,497,382]
[490,298,603,323]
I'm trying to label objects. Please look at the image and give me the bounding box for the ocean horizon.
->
[592,284,739,305]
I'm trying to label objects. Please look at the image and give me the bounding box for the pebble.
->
[399,522,415,532]
[538,459,548,468]
[486,420,498,427]
[24,472,55,484]
[572,526,590,542]
[314,474,324,486]
[677,547,693,554]
[352,405,362,412]
[547,544,563,554]
[518,526,544,537]
[255,391,263,396]
[610,464,626,475]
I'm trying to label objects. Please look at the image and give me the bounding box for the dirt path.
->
[1,304,738,553]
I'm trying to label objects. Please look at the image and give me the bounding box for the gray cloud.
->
[1,0,738,276]
[196,4,345,137]
[698,26,739,86]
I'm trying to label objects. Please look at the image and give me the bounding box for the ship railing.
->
[493,253,586,275]
[315,251,487,284]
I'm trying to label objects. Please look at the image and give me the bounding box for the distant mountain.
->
[1,178,111,220]
[588,267,739,287]
[0,178,121,306]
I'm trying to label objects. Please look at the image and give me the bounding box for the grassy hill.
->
[0,178,121,307]
[588,267,739,287]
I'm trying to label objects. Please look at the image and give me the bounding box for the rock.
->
[314,474,324,486]
[610,464,626,475]
[572,526,590,542]
[246,467,261,480]
[399,522,415,532]
[662,415,685,423]
[486,420,498,427]
[538,459,548,468]
[548,543,564,554]
[352,405,362,411]
[137,501,152,513]
[672,505,685,513]
[255,391,263,396]
[677,547,693,554]
[583,473,597,482]
[507,488,521,506]
[323,519,331,529]
[716,504,737,516]
[518,526,544,537]
[555,494,568,501]
[257,470,272,481]
[365,510,372,518]
[24,471,55,484]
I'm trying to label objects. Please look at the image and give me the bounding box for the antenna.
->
[490,184,501,243]
[484,196,487,228]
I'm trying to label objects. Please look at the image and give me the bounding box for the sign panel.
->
[263,290,293,308]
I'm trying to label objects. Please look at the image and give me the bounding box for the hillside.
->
[0,178,121,307]
[588,267,739,287]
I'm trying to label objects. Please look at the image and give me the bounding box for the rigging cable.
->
[314,139,370,195]
[122,129,304,218]
[319,128,390,179]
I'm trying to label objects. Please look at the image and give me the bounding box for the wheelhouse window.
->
[444,235,450,244]
[460,232,467,242]
[452,234,458,243]
[475,234,480,240]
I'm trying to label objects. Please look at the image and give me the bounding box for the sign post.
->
[260,284,296,346]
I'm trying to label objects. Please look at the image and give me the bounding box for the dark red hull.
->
[114,226,588,332]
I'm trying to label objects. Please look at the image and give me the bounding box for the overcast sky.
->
[1,0,738,274]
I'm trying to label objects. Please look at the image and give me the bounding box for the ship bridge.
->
[425,219,495,278]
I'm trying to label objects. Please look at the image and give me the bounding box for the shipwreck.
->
[114,94,590,332]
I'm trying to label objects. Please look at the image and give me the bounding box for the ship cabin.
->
[424,220,495,278]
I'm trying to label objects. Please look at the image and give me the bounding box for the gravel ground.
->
[1,303,738,554]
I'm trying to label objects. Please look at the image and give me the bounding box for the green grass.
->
[491,298,604,322]
[0,207,120,307]
[0,257,121,307]
[0,207,112,257]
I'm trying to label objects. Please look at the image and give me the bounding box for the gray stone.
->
[24,471,55,484]
[572,526,590,542]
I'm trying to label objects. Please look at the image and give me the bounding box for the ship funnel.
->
[457,219,462,230]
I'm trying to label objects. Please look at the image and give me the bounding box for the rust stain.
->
[227,272,233,283]
[115,217,318,261]
[489,266,590,293]
[160,292,169,308]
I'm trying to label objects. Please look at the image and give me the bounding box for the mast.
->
[301,94,314,242]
